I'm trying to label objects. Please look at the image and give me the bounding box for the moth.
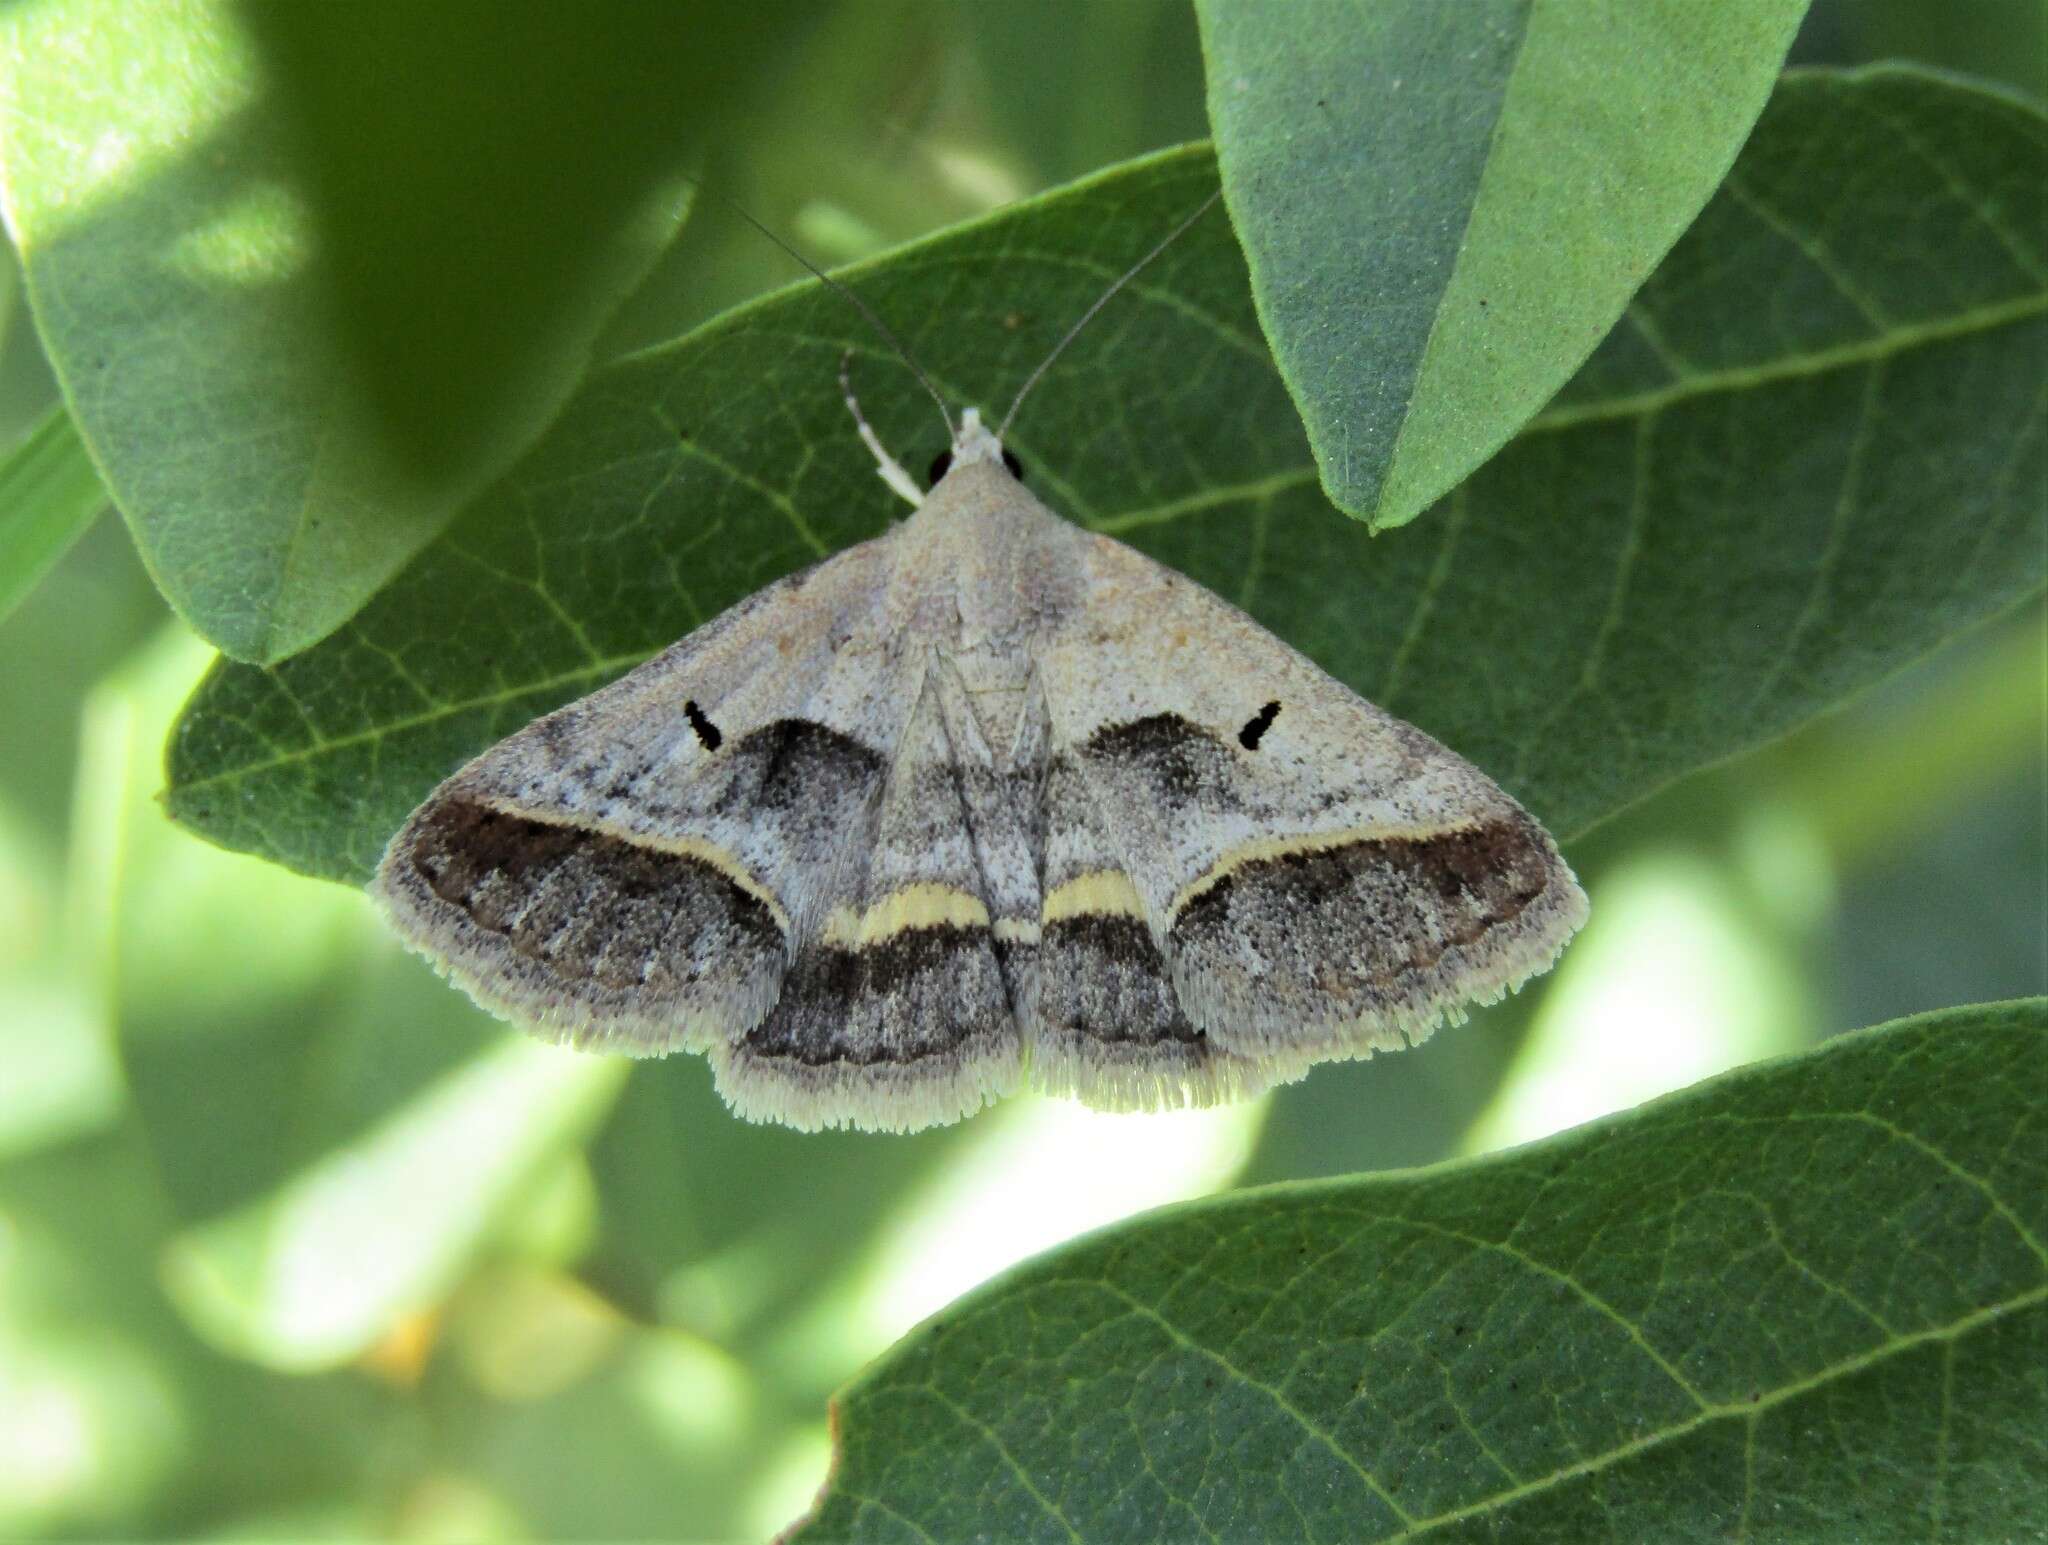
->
[374,195,1587,1133]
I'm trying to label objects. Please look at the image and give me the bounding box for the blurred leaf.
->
[0,408,105,627]
[793,999,2048,1541]
[162,1035,626,1371]
[0,789,123,1159]
[1770,607,2048,865]
[0,513,164,833]
[1829,767,2048,1032]
[581,1057,977,1343]
[0,0,803,661]
[165,70,2047,881]
[1240,983,1540,1185]
[431,1312,764,1542]
[68,629,382,1219]
[195,1503,377,1542]
[594,1,985,360]
[1826,0,2048,106]
[1463,846,1816,1153]
[1197,0,1806,530]
[233,0,815,488]
[0,1312,184,1533]
[0,978,121,1159]
[960,0,1208,189]
[0,1127,404,1535]
[76,635,366,1035]
[0,244,59,447]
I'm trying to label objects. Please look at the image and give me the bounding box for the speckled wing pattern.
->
[376,441,1587,1133]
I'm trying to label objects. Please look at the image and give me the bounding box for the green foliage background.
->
[0,2,2040,1540]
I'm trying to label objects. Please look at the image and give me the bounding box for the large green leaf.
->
[789,999,2048,1541]
[229,0,815,488]
[1196,0,1807,531]
[164,69,2047,882]
[0,0,795,661]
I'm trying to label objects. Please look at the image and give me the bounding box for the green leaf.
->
[0,407,105,627]
[790,999,2048,1541]
[1197,0,1807,530]
[961,0,1209,190]
[230,0,815,489]
[164,69,2048,882]
[0,0,792,661]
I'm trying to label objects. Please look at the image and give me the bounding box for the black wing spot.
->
[684,700,723,751]
[1238,701,1281,750]
[1001,447,1025,481]
[927,449,954,488]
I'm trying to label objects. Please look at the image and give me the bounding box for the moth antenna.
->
[685,176,955,440]
[998,187,1223,440]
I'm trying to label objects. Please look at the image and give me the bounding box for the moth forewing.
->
[372,203,1588,1134]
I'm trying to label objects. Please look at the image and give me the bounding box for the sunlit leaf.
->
[0,0,801,660]
[164,70,2048,881]
[162,1035,625,1371]
[1198,0,1807,529]
[791,999,2048,1541]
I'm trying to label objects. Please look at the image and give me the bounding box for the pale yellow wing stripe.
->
[1168,822,1482,920]
[821,883,992,949]
[476,795,792,933]
[1042,868,1145,923]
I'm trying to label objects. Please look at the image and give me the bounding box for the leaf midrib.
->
[938,1276,2045,1543]
[1391,1285,2045,1541]
[1526,290,2048,436]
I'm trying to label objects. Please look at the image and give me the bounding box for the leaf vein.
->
[1387,1286,2048,1541]
[170,655,644,796]
[1719,171,1897,333]
[1087,1278,1418,1529]
[1378,482,1471,707]
[1388,1214,1709,1409]
[1526,293,2047,436]
[1743,359,1889,713]
[912,1382,1084,1543]
[1850,91,2048,287]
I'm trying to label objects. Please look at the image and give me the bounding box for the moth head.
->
[929,407,1024,488]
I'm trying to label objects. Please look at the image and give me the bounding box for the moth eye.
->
[927,450,954,488]
[1001,447,1025,481]
[1238,700,1281,750]
[683,699,722,751]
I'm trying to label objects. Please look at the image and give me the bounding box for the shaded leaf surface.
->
[233,0,813,487]
[165,70,2047,882]
[1197,0,1806,530]
[0,0,719,661]
[791,1000,2048,1541]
